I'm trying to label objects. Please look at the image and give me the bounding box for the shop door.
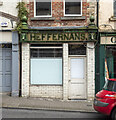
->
[68,57,86,99]
[0,46,12,93]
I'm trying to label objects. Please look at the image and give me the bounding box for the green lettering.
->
[81,33,85,40]
[58,34,63,40]
[69,33,75,40]
[47,33,51,40]
[42,34,46,40]
[31,33,35,41]
[36,34,41,40]
[53,34,57,40]
[74,33,80,40]
[63,33,69,40]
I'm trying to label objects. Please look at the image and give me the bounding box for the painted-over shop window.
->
[34,0,52,17]
[30,44,63,85]
[64,0,82,16]
[114,0,116,17]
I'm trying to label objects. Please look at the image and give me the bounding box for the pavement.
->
[2,94,96,113]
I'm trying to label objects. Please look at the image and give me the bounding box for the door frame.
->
[68,56,87,99]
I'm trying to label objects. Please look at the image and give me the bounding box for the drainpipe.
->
[19,0,22,96]
[19,42,22,97]
[97,0,99,27]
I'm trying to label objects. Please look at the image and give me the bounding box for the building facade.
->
[20,0,97,100]
[0,0,19,96]
[95,0,116,93]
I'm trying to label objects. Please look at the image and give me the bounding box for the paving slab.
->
[2,95,96,112]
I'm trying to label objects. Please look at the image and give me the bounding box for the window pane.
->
[31,59,62,84]
[31,48,63,58]
[69,45,86,55]
[36,0,51,16]
[65,0,81,15]
[71,58,84,79]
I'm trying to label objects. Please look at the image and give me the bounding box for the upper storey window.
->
[34,0,52,17]
[64,0,82,16]
[114,0,116,17]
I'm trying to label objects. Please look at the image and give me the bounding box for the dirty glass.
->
[36,0,51,16]
[65,0,81,15]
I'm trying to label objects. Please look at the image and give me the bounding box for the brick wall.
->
[27,0,90,27]
[87,0,97,24]
[30,86,63,98]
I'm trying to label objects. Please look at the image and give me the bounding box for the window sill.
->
[109,16,116,21]
[31,17,55,21]
[61,16,86,20]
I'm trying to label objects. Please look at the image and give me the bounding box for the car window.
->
[103,80,116,92]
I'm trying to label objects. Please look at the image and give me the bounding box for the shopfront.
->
[95,32,116,93]
[20,27,97,100]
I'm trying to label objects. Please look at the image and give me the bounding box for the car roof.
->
[109,79,116,81]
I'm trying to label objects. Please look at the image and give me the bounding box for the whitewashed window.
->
[30,44,63,85]
[34,0,52,17]
[114,0,116,17]
[64,0,82,16]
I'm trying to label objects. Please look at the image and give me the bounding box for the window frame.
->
[30,45,63,85]
[34,0,52,17]
[64,0,82,16]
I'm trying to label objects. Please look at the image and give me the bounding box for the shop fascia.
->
[20,28,98,42]
[100,32,116,45]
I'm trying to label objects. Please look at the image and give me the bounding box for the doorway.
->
[68,57,87,99]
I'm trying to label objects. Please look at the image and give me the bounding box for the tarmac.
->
[2,94,96,113]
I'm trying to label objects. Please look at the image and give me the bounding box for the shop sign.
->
[101,37,116,45]
[1,22,8,27]
[25,32,96,42]
[111,37,116,43]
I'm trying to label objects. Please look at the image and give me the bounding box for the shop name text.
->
[28,32,90,41]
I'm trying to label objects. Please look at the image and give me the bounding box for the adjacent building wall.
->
[0,0,19,96]
[99,0,115,29]
[0,0,18,31]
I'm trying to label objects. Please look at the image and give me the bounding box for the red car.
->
[94,78,116,120]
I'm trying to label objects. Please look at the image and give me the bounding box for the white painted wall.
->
[0,32,12,43]
[0,0,19,16]
[99,0,115,29]
[0,0,19,30]
[22,42,95,100]
[0,0,19,43]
